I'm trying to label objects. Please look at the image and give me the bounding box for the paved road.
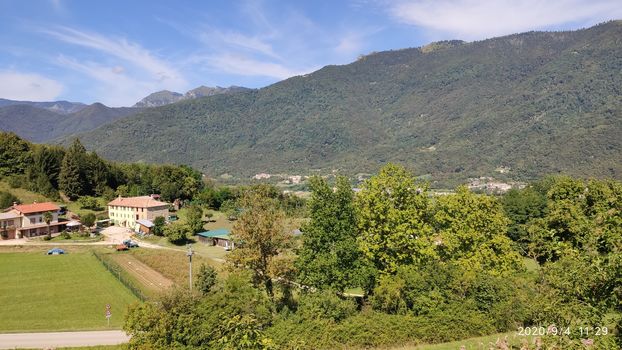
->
[0,330,129,349]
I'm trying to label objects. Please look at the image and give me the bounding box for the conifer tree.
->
[59,139,87,200]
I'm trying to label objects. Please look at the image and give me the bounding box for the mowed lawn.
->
[0,252,139,332]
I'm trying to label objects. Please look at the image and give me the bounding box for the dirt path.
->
[110,254,174,291]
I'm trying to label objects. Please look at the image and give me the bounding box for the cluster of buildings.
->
[1,195,234,250]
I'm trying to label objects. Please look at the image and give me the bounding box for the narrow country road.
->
[0,330,129,349]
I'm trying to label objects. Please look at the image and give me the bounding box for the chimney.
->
[33,200,37,204]
[13,202,17,207]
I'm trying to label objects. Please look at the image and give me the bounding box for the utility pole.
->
[186,244,194,290]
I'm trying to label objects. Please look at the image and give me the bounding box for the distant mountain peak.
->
[133,91,184,108]
[133,85,251,108]
[0,98,86,114]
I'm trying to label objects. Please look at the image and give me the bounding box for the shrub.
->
[152,216,166,236]
[195,263,217,295]
[78,196,102,211]
[296,290,357,323]
[81,213,96,228]
[0,191,18,209]
[164,223,189,244]
[6,176,23,189]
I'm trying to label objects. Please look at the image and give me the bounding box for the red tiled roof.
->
[13,202,60,214]
[107,196,169,208]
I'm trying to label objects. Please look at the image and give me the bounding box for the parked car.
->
[47,248,65,255]
[123,239,139,248]
[116,244,129,251]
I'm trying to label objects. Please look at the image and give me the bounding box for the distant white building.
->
[288,175,302,184]
[252,173,271,180]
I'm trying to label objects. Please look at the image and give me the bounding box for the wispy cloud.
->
[387,0,622,40]
[0,70,63,101]
[335,33,365,55]
[194,54,315,80]
[175,1,370,81]
[199,29,281,60]
[334,26,382,56]
[43,27,188,106]
[44,27,186,86]
[56,55,170,106]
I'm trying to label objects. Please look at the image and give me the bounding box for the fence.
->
[92,250,147,301]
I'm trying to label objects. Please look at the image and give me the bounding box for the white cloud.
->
[43,27,188,106]
[0,71,63,101]
[335,33,364,55]
[44,27,187,89]
[56,56,169,106]
[200,54,315,80]
[388,0,622,40]
[334,26,382,57]
[200,30,281,59]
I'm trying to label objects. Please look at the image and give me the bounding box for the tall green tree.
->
[186,205,204,234]
[26,145,65,196]
[43,211,53,239]
[433,186,523,276]
[501,186,547,250]
[356,164,434,274]
[0,132,32,177]
[151,216,166,236]
[227,186,289,298]
[296,176,372,293]
[85,152,112,196]
[59,139,87,200]
[524,177,622,263]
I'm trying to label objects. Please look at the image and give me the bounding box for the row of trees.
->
[125,164,622,349]
[0,132,203,203]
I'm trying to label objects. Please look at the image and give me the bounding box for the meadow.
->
[0,251,138,332]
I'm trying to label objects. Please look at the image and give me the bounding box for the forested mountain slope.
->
[66,21,622,182]
[0,103,139,142]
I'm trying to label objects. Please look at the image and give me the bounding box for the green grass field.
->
[0,251,139,332]
[64,197,109,218]
[382,332,534,350]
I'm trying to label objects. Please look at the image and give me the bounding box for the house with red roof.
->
[0,201,65,239]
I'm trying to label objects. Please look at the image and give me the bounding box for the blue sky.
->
[0,0,620,106]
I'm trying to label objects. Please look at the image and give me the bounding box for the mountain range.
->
[2,21,621,184]
[133,86,251,107]
[0,103,138,143]
[0,85,250,143]
[0,98,86,114]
